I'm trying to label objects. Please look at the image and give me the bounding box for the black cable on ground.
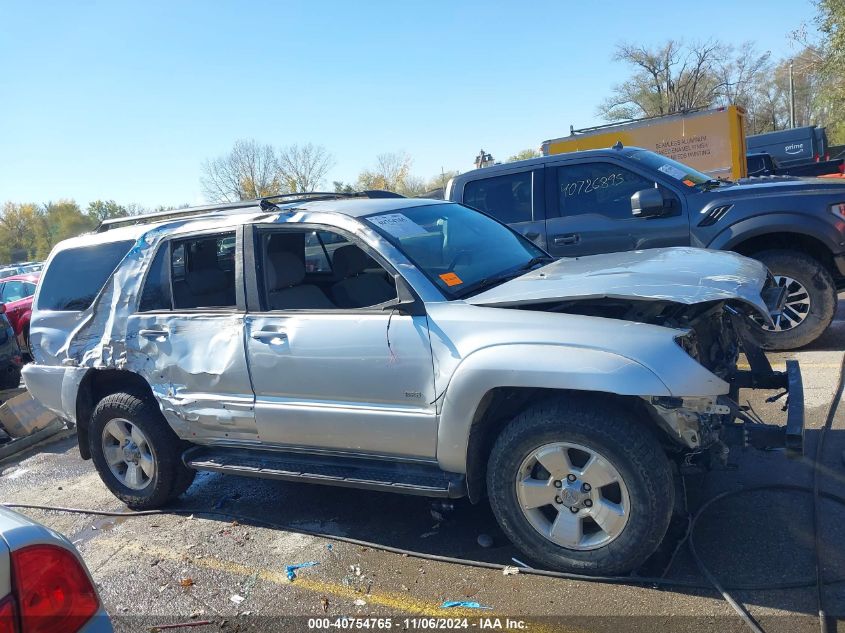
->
[5,487,845,592]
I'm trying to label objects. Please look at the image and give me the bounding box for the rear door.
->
[543,158,690,257]
[460,168,547,250]
[124,229,259,443]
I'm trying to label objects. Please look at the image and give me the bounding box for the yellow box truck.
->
[541,105,748,180]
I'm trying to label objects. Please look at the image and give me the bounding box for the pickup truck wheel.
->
[487,396,673,575]
[89,392,194,509]
[749,250,837,350]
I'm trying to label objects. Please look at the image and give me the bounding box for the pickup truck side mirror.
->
[631,188,668,218]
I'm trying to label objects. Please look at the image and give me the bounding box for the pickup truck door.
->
[543,158,690,257]
[458,168,548,250]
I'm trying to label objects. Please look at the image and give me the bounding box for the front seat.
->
[330,245,395,308]
[266,251,334,310]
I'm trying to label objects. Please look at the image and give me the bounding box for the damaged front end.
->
[642,295,804,470]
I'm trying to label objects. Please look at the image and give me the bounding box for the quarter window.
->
[138,244,172,311]
[37,240,133,311]
[463,172,533,224]
[1,281,27,302]
[556,163,657,220]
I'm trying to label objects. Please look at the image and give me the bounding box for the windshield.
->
[364,203,549,298]
[628,150,713,188]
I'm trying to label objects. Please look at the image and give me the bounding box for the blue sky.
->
[0,0,818,209]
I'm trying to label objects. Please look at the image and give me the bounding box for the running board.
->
[183,447,466,498]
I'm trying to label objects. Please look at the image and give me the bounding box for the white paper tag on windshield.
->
[657,164,687,180]
[368,213,429,238]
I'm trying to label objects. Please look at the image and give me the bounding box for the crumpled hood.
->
[466,247,771,318]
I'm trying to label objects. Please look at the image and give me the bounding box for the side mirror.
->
[631,188,668,218]
[383,276,425,316]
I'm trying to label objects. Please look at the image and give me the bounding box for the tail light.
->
[839,162,844,175]
[10,545,99,633]
[814,153,820,162]
[0,595,19,633]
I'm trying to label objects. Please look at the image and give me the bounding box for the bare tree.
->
[599,40,769,121]
[201,139,284,202]
[356,152,414,193]
[278,143,334,192]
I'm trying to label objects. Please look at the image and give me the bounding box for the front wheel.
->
[89,392,195,509]
[748,250,837,350]
[487,395,674,575]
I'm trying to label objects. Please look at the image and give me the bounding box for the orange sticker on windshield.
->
[439,272,463,286]
[682,179,695,187]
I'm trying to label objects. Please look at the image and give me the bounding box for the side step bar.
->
[183,447,466,498]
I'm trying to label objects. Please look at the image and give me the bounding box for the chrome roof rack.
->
[95,190,403,232]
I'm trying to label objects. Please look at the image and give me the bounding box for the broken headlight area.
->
[652,309,805,470]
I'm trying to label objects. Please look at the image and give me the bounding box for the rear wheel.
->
[89,392,195,509]
[487,395,674,575]
[748,250,837,350]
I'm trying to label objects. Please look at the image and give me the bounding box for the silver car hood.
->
[465,247,771,318]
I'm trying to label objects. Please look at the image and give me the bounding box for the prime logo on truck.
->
[541,106,748,181]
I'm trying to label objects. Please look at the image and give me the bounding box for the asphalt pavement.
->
[2,305,845,632]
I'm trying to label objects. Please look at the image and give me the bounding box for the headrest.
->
[188,241,218,271]
[332,245,371,278]
[268,251,305,290]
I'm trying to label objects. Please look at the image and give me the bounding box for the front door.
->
[544,160,690,257]
[125,229,259,443]
[244,226,438,459]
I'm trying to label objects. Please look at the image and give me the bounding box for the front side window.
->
[37,240,134,311]
[364,203,548,299]
[463,172,533,224]
[258,228,396,310]
[556,163,657,220]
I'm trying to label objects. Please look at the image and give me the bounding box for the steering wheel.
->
[447,250,473,272]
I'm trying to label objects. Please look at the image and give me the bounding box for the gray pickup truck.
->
[446,146,845,349]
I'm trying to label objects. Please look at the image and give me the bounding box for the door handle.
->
[139,328,169,338]
[251,330,288,343]
[553,233,580,246]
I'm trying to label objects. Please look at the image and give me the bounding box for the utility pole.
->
[789,60,796,129]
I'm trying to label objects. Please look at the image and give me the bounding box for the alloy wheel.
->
[101,418,156,490]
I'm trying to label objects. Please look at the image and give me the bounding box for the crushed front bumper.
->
[725,359,804,457]
[719,309,805,457]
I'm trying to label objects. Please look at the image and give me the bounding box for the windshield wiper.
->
[454,258,550,299]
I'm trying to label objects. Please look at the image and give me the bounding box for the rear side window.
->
[37,241,133,311]
[463,172,533,224]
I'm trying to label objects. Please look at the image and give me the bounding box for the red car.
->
[0,273,39,354]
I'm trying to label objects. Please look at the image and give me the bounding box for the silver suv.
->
[23,193,803,575]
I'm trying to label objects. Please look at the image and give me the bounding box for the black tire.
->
[89,391,195,509]
[748,250,837,350]
[487,394,674,575]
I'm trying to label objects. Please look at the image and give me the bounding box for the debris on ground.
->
[230,594,245,605]
[502,566,520,576]
[286,560,320,581]
[440,601,492,610]
[178,577,194,588]
[476,534,494,548]
[320,597,329,612]
[353,599,367,607]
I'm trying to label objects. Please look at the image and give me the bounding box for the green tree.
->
[814,0,845,142]
[87,199,128,222]
[507,149,541,162]
[43,200,96,255]
[0,202,49,263]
